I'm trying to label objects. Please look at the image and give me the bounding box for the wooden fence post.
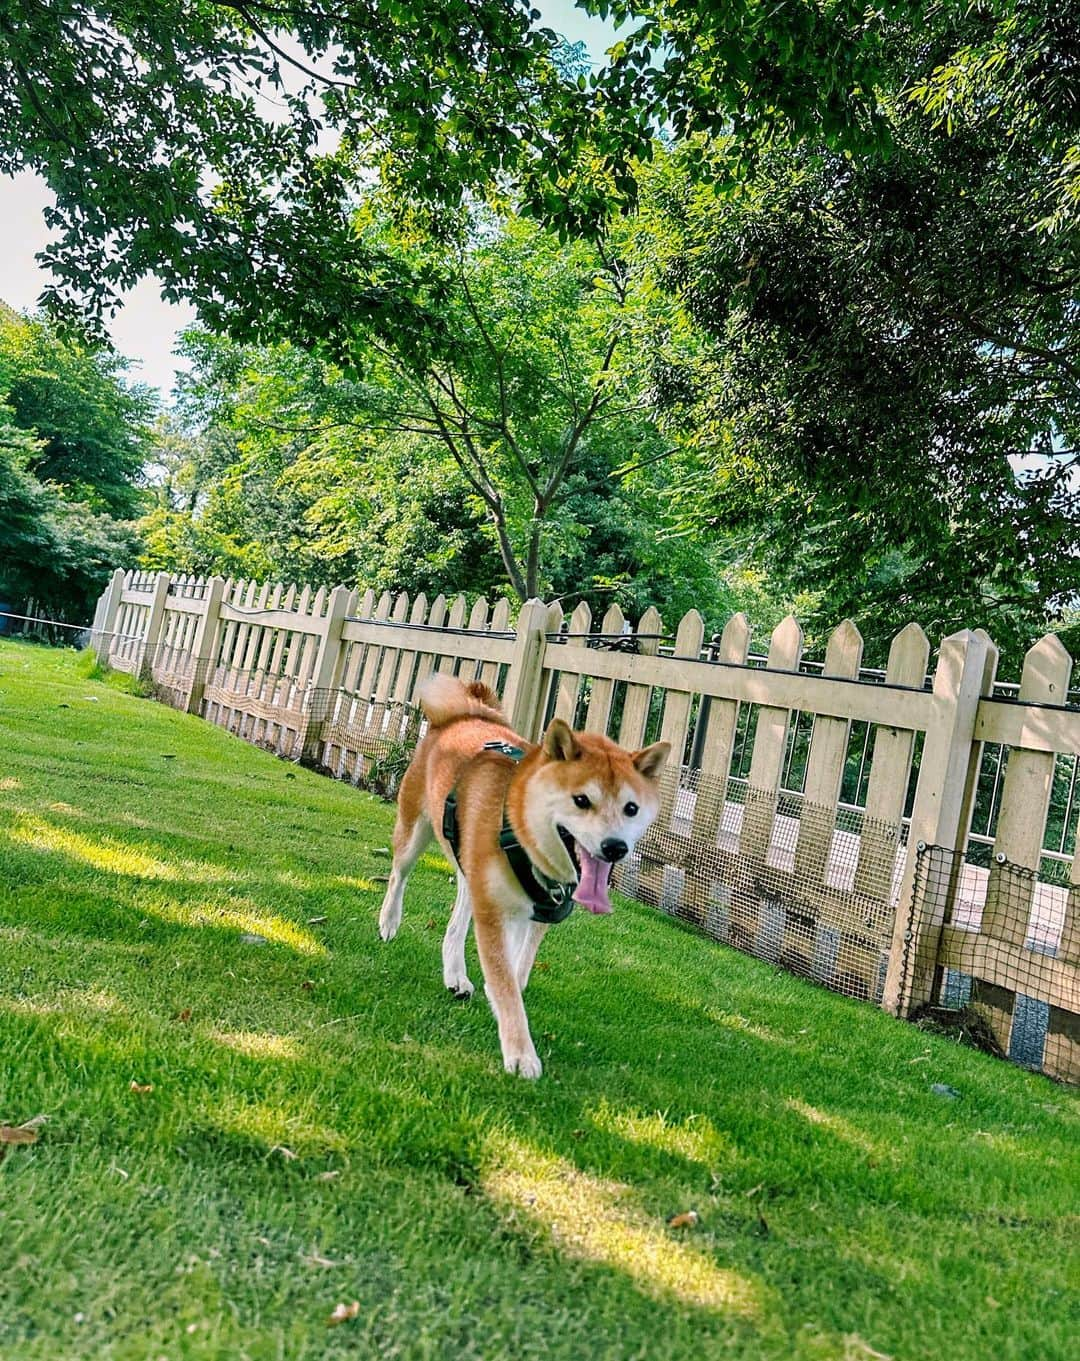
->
[504,599,551,742]
[302,584,351,761]
[974,634,1072,1053]
[94,567,126,666]
[186,575,225,714]
[139,571,171,682]
[882,628,998,1016]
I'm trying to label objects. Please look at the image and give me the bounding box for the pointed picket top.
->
[257,580,272,609]
[601,602,625,637]
[410,593,429,626]
[823,618,864,678]
[374,590,393,620]
[672,607,705,658]
[269,581,283,610]
[428,594,448,627]
[636,604,663,642]
[356,587,374,617]
[468,596,490,631]
[885,622,930,687]
[972,627,1001,692]
[311,586,328,617]
[245,578,259,607]
[1019,632,1073,702]
[297,584,313,616]
[490,597,511,633]
[568,600,592,636]
[447,594,468,629]
[766,614,803,670]
[390,591,409,623]
[931,628,998,701]
[544,599,564,633]
[231,578,247,604]
[717,612,751,663]
[281,582,297,612]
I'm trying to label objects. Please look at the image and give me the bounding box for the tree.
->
[0,0,599,351]
[628,2,1080,663]
[0,402,138,623]
[0,314,156,516]
[136,212,766,626]
[322,212,680,601]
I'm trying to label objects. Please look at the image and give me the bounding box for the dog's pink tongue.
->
[572,846,614,915]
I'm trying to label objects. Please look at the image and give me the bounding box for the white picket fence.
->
[90,569,1080,1083]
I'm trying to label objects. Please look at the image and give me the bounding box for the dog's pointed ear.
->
[632,741,670,781]
[542,718,580,761]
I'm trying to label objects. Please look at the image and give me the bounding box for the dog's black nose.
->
[600,838,628,863]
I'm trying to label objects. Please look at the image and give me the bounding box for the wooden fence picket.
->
[684,613,751,919]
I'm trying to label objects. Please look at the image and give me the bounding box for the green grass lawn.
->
[0,639,1076,1361]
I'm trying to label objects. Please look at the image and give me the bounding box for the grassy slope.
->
[0,639,1076,1361]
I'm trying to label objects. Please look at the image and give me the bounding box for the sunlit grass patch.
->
[207,1029,304,1062]
[484,1136,769,1317]
[590,1102,739,1169]
[7,814,239,884]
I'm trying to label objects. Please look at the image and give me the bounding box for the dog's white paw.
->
[504,1050,542,1079]
[445,973,474,1000]
[378,903,401,941]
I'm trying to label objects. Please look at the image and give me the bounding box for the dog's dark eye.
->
[624,801,639,817]
[573,794,591,810]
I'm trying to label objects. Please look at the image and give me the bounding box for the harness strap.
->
[442,741,576,925]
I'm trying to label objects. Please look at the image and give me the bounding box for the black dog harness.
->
[441,740,577,925]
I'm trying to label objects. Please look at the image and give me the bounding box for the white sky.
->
[0,2,617,402]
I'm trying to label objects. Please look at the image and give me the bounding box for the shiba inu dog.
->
[377,674,670,1077]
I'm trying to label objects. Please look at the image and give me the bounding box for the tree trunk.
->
[490,507,528,601]
[525,518,542,599]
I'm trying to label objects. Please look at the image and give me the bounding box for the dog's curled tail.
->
[418,674,504,728]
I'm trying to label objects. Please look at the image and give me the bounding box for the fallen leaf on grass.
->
[0,1124,39,1146]
[307,915,328,925]
[239,933,268,945]
[174,1008,192,1023]
[666,1210,699,1229]
[842,1337,892,1361]
[372,847,391,857]
[301,980,315,991]
[300,1250,338,1268]
[744,1183,764,1198]
[129,1082,154,1094]
[315,1170,340,1182]
[269,1145,298,1161]
[327,1301,360,1327]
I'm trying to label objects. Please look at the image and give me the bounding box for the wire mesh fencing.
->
[312,688,423,798]
[901,844,1078,1082]
[614,766,907,1005]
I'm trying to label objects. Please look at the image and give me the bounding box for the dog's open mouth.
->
[558,830,614,916]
